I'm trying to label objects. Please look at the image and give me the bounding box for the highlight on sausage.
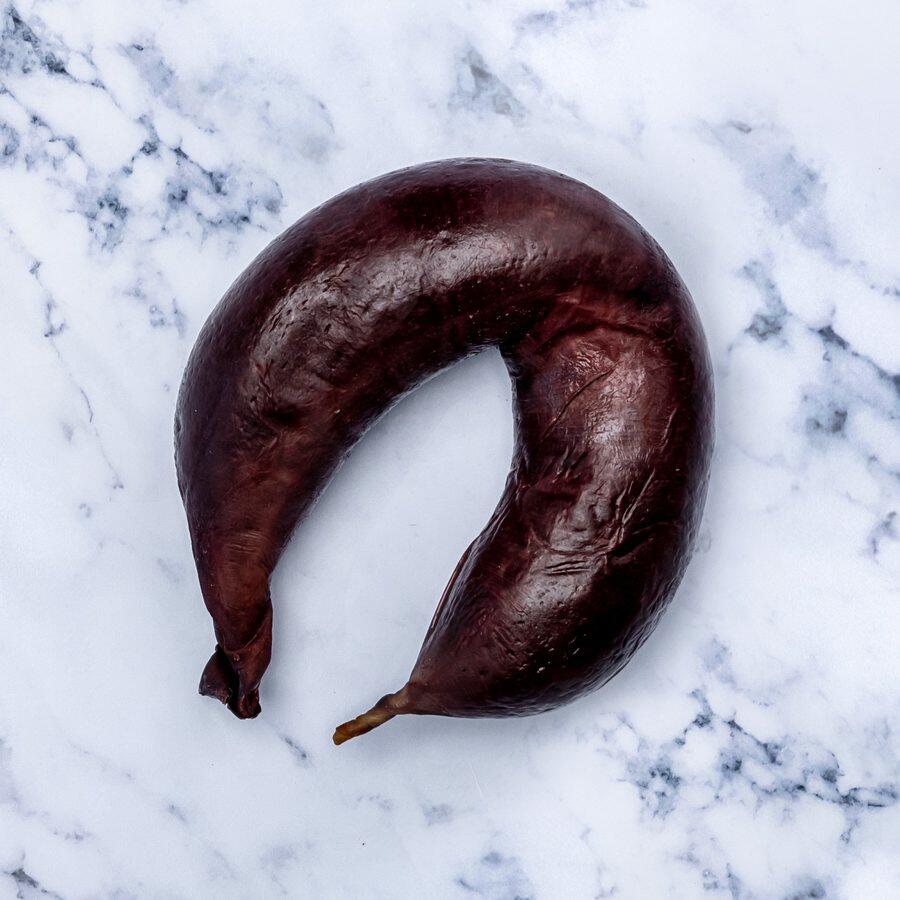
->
[174,158,714,744]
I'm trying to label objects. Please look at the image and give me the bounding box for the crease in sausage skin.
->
[175,158,714,743]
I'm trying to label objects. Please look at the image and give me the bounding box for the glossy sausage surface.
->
[174,158,714,741]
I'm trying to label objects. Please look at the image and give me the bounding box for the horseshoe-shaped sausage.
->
[175,158,714,744]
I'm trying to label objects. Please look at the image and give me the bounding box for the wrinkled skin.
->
[175,158,714,742]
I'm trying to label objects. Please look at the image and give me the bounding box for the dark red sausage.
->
[174,158,714,743]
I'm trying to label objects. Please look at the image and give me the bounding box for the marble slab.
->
[1,1,898,897]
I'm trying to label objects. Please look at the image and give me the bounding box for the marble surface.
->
[1,1,898,897]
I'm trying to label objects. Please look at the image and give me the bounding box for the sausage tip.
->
[333,687,415,745]
[198,646,262,719]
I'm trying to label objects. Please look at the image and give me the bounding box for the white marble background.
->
[1,1,898,897]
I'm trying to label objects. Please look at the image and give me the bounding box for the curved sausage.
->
[174,158,714,743]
